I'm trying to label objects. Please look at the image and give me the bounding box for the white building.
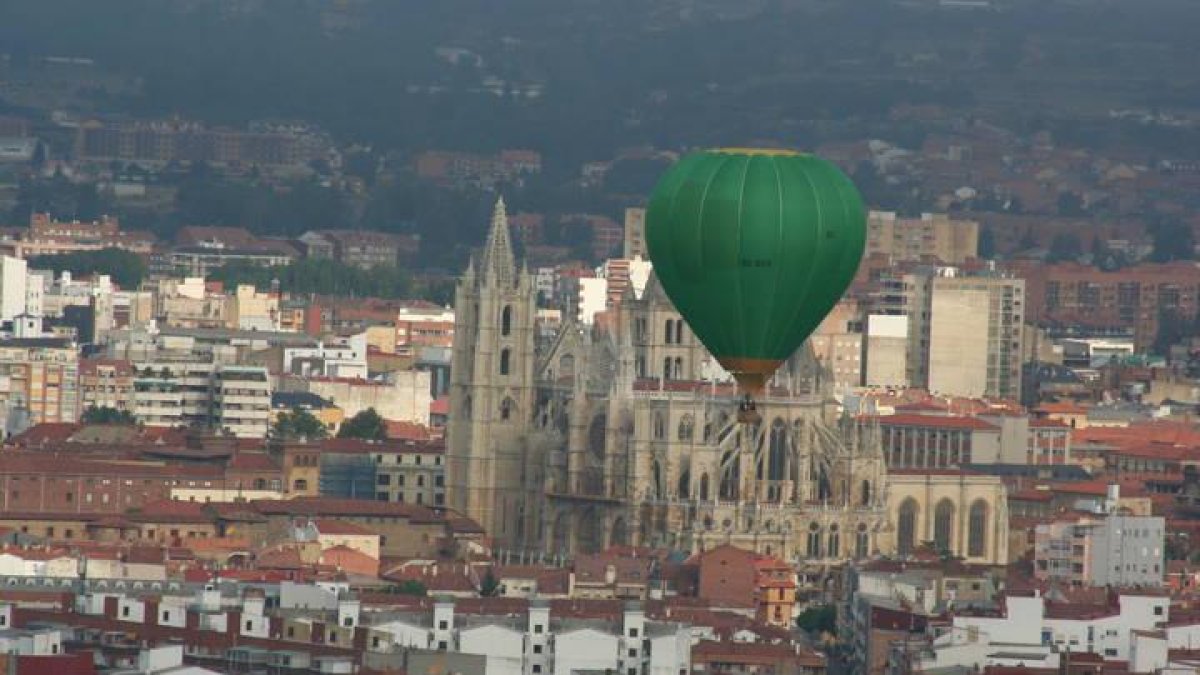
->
[935,590,1172,668]
[283,333,368,379]
[367,599,691,675]
[133,361,271,437]
[577,277,608,325]
[0,256,27,323]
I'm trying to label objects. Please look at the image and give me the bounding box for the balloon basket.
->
[737,395,761,425]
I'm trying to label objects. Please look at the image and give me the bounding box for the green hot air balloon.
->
[645,148,866,415]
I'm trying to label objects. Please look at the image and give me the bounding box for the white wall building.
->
[367,599,691,675]
[0,256,27,323]
[283,333,368,379]
[939,590,1173,668]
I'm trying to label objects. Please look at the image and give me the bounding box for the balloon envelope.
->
[645,148,866,396]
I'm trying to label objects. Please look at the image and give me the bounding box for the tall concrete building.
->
[808,299,864,390]
[447,198,1011,570]
[0,256,27,323]
[867,267,1024,400]
[927,271,1025,400]
[1035,487,1164,587]
[866,211,979,264]
[623,207,646,260]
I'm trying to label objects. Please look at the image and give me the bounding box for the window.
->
[968,500,988,557]
[288,627,295,638]
[246,620,253,630]
[344,617,353,627]
[122,606,130,617]
[1154,606,1164,616]
[628,649,637,657]
[629,628,639,638]
[372,637,380,648]
[533,645,543,654]
[807,522,822,558]
[499,349,511,375]
[532,667,542,674]
[534,624,544,634]
[377,474,391,486]
[438,620,448,630]
[934,499,955,554]
[162,611,170,622]
[856,523,870,559]
[438,641,448,651]
[501,305,513,336]
[501,397,516,421]
[898,499,918,556]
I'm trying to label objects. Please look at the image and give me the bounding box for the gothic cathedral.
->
[448,198,1008,568]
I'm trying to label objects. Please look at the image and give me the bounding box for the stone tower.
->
[446,197,538,547]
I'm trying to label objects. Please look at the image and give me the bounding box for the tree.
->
[271,408,329,441]
[480,568,500,597]
[1018,226,1038,251]
[1148,218,1196,263]
[337,408,388,440]
[1056,191,1085,217]
[977,225,996,259]
[81,406,137,425]
[393,580,427,596]
[1047,232,1083,263]
[796,604,837,636]
[28,248,148,289]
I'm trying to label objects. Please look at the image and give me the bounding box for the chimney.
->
[1105,484,1120,514]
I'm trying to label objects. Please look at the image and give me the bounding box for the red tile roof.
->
[384,421,433,442]
[874,414,999,431]
[313,519,378,536]
[252,497,440,522]
[227,452,279,472]
[320,438,444,455]
[430,396,450,416]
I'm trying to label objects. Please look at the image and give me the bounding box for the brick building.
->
[1010,261,1200,351]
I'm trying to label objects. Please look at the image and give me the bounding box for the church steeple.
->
[480,196,516,287]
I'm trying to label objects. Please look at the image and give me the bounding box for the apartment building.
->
[132,362,270,437]
[0,337,80,426]
[866,211,979,264]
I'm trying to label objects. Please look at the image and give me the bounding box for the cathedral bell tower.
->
[446,197,538,548]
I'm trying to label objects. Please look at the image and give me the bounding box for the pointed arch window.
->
[663,358,672,381]
[678,414,694,441]
[807,523,822,558]
[898,499,918,557]
[664,319,675,344]
[968,500,988,557]
[499,348,511,375]
[674,320,684,344]
[677,469,691,499]
[861,480,872,507]
[856,523,870,559]
[828,524,840,558]
[651,461,663,500]
[653,412,666,440]
[934,499,955,555]
[500,397,516,421]
[501,305,513,336]
[699,473,710,501]
[673,357,683,379]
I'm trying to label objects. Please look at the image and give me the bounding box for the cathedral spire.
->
[480,196,517,286]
